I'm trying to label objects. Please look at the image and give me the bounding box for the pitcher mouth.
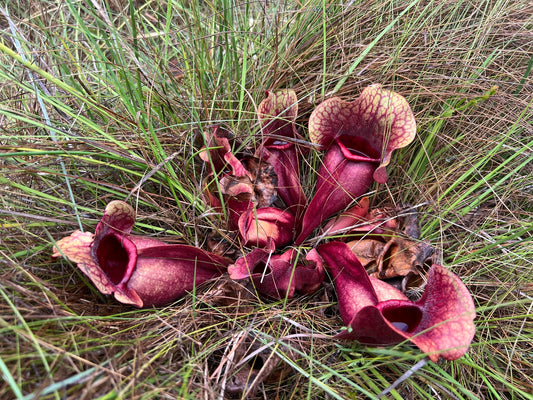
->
[380,303,423,333]
[94,232,137,286]
[336,135,381,162]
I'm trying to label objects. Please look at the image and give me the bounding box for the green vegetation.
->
[1,0,532,398]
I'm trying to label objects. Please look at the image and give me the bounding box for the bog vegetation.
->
[1,0,532,399]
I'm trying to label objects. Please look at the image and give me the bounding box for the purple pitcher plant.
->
[53,201,230,307]
[295,84,417,244]
[54,84,476,362]
[199,85,475,360]
[318,241,475,361]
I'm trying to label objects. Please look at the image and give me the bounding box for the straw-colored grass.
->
[1,0,532,398]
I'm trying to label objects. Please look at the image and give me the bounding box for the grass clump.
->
[1,0,532,398]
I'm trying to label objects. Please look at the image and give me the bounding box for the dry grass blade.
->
[1,0,532,399]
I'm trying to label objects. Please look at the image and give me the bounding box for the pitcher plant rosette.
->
[54,84,476,363]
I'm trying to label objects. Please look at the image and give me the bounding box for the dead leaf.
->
[346,205,440,291]
[242,156,279,208]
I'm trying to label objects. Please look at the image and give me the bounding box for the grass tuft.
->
[1,0,532,398]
